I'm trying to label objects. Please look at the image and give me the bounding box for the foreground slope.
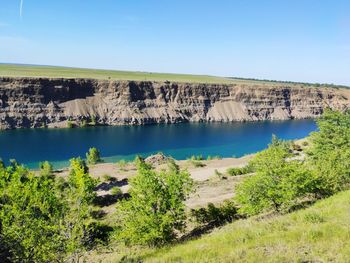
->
[141,190,350,263]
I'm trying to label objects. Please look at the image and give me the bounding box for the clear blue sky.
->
[0,0,349,84]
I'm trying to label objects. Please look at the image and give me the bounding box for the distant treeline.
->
[229,77,350,89]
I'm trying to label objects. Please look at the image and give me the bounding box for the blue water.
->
[0,120,317,169]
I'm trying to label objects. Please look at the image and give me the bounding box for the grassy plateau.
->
[0,64,237,84]
[2,64,345,88]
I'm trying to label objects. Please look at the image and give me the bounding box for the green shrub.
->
[235,136,318,215]
[90,116,97,126]
[80,119,88,128]
[0,164,65,262]
[39,161,54,178]
[302,141,309,147]
[111,186,122,196]
[68,157,97,202]
[116,159,193,246]
[67,120,74,128]
[102,174,116,182]
[191,200,238,226]
[307,109,350,197]
[0,159,98,262]
[86,147,102,165]
[226,165,253,176]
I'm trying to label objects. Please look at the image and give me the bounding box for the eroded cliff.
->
[1,77,349,129]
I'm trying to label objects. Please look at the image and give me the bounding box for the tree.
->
[116,159,193,246]
[39,160,53,178]
[0,158,100,262]
[308,109,350,161]
[307,109,350,196]
[68,157,96,202]
[235,136,317,215]
[86,147,102,165]
[61,157,98,261]
[0,163,65,262]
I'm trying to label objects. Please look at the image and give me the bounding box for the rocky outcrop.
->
[0,77,350,130]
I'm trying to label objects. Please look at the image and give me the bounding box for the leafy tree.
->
[0,163,65,262]
[308,109,350,160]
[0,158,99,262]
[86,147,102,165]
[307,109,350,196]
[68,157,97,203]
[39,160,53,178]
[61,157,98,261]
[116,159,193,246]
[235,136,317,215]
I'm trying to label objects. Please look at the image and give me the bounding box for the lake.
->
[0,119,317,169]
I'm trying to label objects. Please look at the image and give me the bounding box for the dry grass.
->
[138,190,350,263]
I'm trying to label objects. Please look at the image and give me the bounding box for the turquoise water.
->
[0,120,317,169]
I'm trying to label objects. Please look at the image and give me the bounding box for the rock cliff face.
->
[0,77,350,129]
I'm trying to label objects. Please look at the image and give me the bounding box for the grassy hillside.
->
[0,64,237,84]
[137,190,350,263]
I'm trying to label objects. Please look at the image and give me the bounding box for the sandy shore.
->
[57,154,254,209]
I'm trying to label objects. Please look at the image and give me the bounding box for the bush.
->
[191,200,238,226]
[86,147,102,165]
[116,159,193,246]
[0,164,66,262]
[90,116,97,126]
[307,109,350,196]
[0,159,98,262]
[235,136,318,215]
[102,174,116,182]
[68,157,97,202]
[67,120,74,128]
[226,165,253,176]
[80,119,88,128]
[111,186,122,196]
[39,161,53,178]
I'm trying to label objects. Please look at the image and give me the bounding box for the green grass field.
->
[137,190,350,262]
[2,64,345,88]
[0,64,238,84]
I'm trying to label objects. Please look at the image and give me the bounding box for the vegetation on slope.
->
[127,109,350,262]
[141,190,350,263]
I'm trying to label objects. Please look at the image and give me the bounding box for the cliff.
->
[1,77,350,129]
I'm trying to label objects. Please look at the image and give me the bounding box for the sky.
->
[0,0,349,85]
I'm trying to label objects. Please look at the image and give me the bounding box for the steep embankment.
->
[1,77,350,129]
[139,190,350,263]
